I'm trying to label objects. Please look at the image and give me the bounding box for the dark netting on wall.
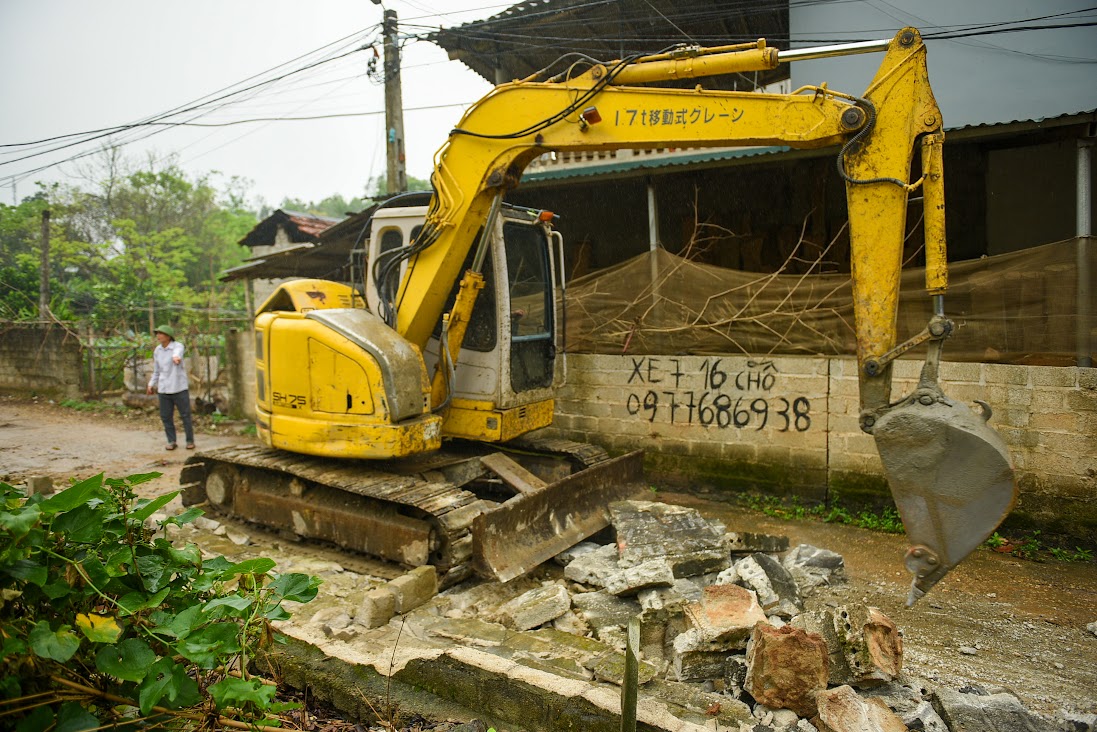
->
[563,237,1095,366]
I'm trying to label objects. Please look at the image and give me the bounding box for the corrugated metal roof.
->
[428,0,789,91]
[522,146,791,183]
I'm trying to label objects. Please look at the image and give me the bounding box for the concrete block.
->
[745,623,829,717]
[637,578,703,615]
[673,649,730,682]
[939,361,983,383]
[1080,367,1097,390]
[1030,366,1078,388]
[563,543,619,587]
[861,682,949,732]
[726,532,790,555]
[604,558,675,596]
[498,583,571,631]
[984,363,1031,386]
[932,686,1058,732]
[388,565,437,614]
[815,684,908,732]
[571,590,640,630]
[683,584,768,648]
[735,554,803,619]
[610,500,729,578]
[1030,390,1067,412]
[1066,388,1097,412]
[25,476,54,496]
[835,605,903,687]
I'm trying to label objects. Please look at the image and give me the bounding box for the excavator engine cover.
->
[872,394,1017,605]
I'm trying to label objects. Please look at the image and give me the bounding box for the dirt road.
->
[2,396,1094,720]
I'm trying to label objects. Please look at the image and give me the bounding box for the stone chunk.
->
[1087,621,1097,638]
[793,605,902,687]
[672,649,730,682]
[861,682,948,732]
[933,686,1058,732]
[571,590,640,630]
[637,578,703,614]
[737,553,804,619]
[604,558,675,596]
[745,623,829,717]
[388,565,437,614]
[25,476,54,497]
[814,685,908,732]
[355,587,396,629]
[498,583,571,631]
[554,540,601,566]
[784,543,844,571]
[683,584,769,648]
[563,543,619,587]
[784,543,845,594]
[836,605,902,686]
[610,500,729,577]
[726,531,790,554]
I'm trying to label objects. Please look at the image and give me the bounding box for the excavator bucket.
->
[872,394,1017,606]
[473,450,647,582]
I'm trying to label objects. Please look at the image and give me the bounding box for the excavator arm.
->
[386,28,1016,603]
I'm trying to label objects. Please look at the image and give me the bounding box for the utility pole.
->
[39,209,50,320]
[382,8,408,194]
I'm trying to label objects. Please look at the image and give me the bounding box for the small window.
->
[379,228,403,255]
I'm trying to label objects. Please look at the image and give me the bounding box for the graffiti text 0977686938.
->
[625,358,812,432]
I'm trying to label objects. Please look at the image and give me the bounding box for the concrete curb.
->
[264,604,745,731]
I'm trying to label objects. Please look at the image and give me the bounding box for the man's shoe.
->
[166,443,177,451]
[185,443,196,450]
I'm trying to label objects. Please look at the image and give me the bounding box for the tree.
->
[278,193,368,219]
[0,150,257,335]
[367,174,432,197]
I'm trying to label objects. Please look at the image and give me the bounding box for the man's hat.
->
[154,325,175,339]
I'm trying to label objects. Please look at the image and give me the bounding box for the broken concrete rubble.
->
[736,553,804,619]
[604,558,676,596]
[932,685,1059,732]
[784,544,845,595]
[610,500,730,578]
[562,542,619,586]
[497,582,571,631]
[683,584,769,648]
[792,605,902,688]
[860,680,949,732]
[231,495,1063,732]
[727,531,791,554]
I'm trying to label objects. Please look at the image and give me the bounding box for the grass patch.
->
[738,494,904,534]
[59,398,126,414]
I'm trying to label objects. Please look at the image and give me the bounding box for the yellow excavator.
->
[184,28,1016,604]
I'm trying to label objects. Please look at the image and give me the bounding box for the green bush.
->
[0,472,320,730]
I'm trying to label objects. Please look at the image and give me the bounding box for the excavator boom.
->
[386,27,1017,601]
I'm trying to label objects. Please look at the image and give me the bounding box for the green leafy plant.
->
[984,532,1007,550]
[0,472,320,730]
[1049,546,1094,562]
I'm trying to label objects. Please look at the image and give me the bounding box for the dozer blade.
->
[473,450,646,582]
[873,396,1017,606]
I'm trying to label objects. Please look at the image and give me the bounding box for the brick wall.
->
[0,324,83,400]
[547,354,1097,542]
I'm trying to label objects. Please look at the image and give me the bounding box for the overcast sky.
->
[0,1,503,208]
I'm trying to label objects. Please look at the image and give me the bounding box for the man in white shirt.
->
[146,325,195,450]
